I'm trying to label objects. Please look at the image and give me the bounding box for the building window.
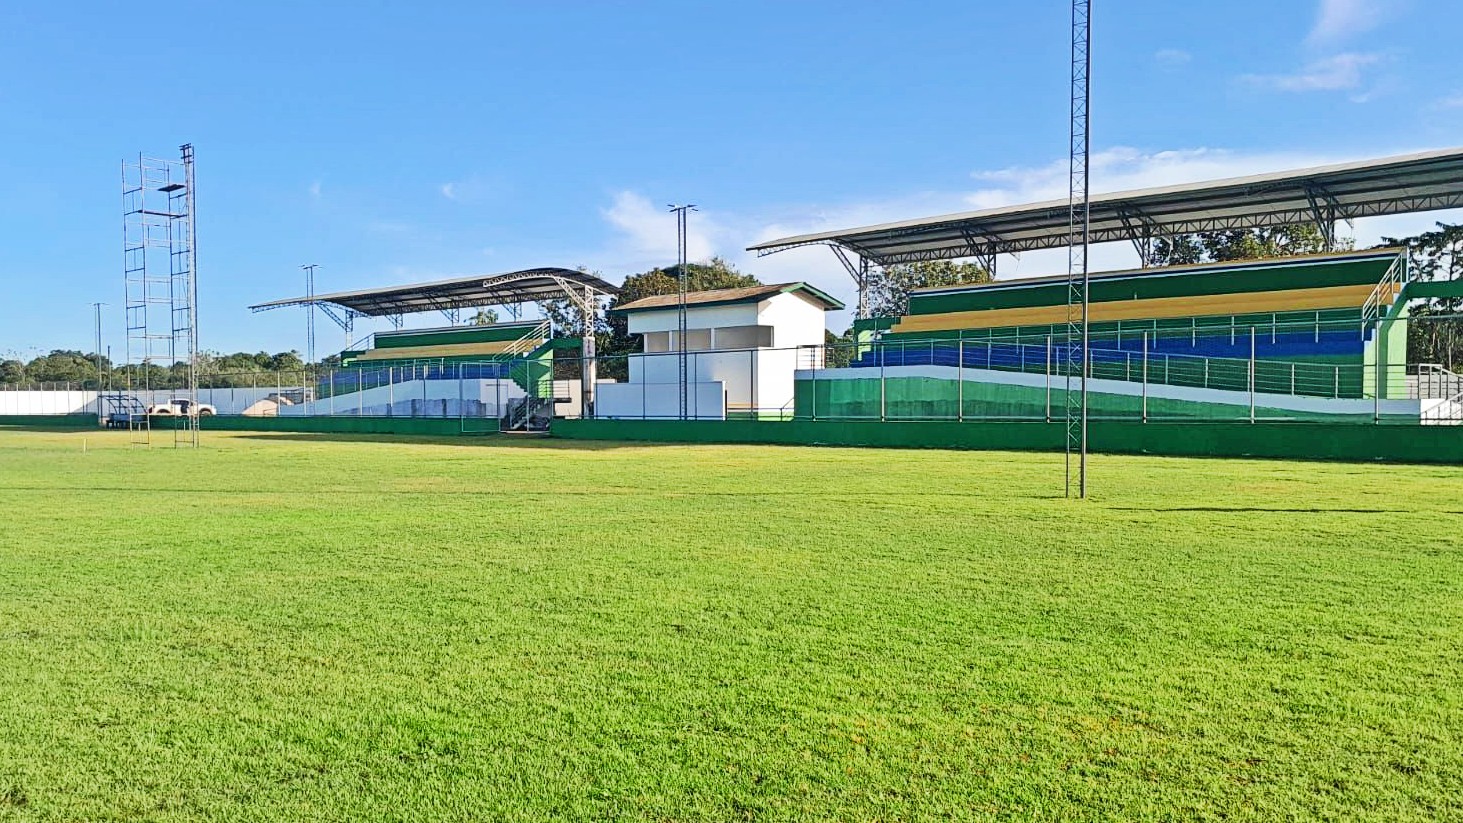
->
[643,331,670,352]
[676,329,713,351]
[712,325,774,349]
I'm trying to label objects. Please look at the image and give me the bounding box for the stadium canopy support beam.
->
[1305,184,1340,251]
[315,303,365,348]
[1117,207,1161,267]
[549,275,605,418]
[829,246,871,319]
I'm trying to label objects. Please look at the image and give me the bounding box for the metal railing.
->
[7,314,1458,427]
[1361,251,1409,330]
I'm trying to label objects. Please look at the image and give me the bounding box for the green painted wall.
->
[553,418,1463,464]
[907,253,1399,315]
[793,374,1383,423]
[131,415,496,436]
[375,322,543,349]
[0,414,98,428]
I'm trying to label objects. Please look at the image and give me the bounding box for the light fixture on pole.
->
[301,264,319,370]
[667,204,697,420]
[91,302,108,420]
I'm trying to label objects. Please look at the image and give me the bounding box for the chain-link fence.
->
[5,315,1462,427]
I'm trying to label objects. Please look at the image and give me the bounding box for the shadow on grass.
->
[1108,505,1452,514]
[226,432,778,451]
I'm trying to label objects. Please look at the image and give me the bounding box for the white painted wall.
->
[280,378,524,417]
[755,291,828,349]
[0,387,300,416]
[595,381,726,420]
[627,304,759,333]
[616,290,833,416]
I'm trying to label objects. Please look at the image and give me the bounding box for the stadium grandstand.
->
[796,248,1426,422]
[250,268,615,429]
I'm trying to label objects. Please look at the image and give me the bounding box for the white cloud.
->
[600,191,720,270]
[308,180,323,199]
[1154,48,1191,67]
[1241,52,1381,93]
[1435,93,1463,110]
[1307,0,1387,46]
[438,177,495,204]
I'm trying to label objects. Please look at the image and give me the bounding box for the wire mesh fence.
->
[4,316,1461,426]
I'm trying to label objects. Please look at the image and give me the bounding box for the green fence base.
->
[0,414,98,429]
[141,415,492,436]
[552,418,1463,464]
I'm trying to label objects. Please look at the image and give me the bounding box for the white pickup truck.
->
[146,398,217,417]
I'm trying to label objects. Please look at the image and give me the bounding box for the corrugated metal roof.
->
[747,148,1463,265]
[613,282,845,313]
[250,268,619,316]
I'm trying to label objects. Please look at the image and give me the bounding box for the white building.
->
[595,283,843,419]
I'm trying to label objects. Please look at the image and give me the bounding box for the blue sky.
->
[2,0,1461,358]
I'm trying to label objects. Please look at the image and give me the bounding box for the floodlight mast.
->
[301,264,319,386]
[92,302,107,420]
[1066,0,1092,499]
[669,204,697,420]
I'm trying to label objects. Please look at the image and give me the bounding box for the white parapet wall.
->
[279,378,525,417]
[0,387,299,416]
[0,391,97,415]
[594,381,726,420]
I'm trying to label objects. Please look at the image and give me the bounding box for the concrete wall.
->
[595,381,726,420]
[283,379,523,417]
[627,304,758,333]
[0,387,297,416]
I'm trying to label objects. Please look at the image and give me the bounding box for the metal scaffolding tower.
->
[1065,0,1091,498]
[123,144,198,447]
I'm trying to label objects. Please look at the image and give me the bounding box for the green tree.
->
[865,260,992,318]
[1381,222,1463,369]
[549,258,763,381]
[469,308,499,326]
[267,351,306,373]
[1152,224,1345,267]
[0,359,25,384]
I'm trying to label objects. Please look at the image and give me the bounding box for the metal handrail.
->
[502,320,552,357]
[1361,251,1408,329]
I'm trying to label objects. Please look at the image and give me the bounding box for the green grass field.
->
[1,429,1460,821]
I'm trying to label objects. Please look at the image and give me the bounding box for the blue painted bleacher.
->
[854,329,1365,372]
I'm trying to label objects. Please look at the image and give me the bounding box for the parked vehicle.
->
[145,398,217,417]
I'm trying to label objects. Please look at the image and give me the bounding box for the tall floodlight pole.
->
[668,204,697,420]
[182,144,199,448]
[92,302,107,420]
[1065,0,1092,498]
[301,264,318,369]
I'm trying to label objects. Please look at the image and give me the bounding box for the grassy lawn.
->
[0,428,1460,821]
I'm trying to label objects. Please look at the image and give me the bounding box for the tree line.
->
[1,349,331,390]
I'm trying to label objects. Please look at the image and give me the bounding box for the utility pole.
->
[301,264,319,373]
[668,204,697,420]
[92,302,107,421]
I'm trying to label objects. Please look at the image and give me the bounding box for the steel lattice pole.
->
[1066,0,1092,498]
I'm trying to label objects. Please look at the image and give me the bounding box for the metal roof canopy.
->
[250,267,619,317]
[747,148,1463,269]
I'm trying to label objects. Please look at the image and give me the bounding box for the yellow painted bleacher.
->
[889,283,1395,335]
[354,339,545,361]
